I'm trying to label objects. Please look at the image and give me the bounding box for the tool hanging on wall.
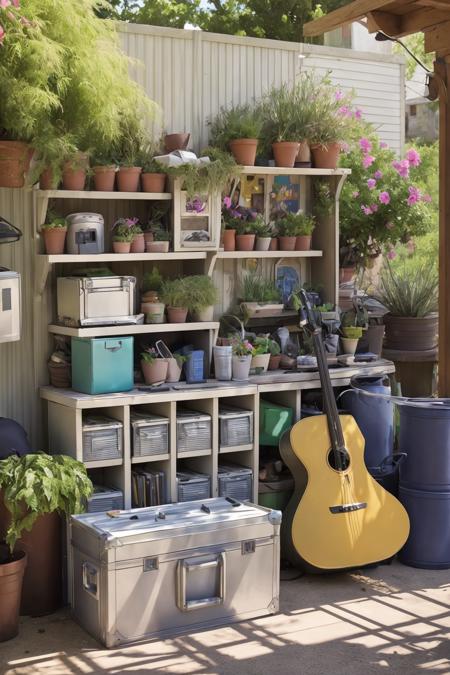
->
[0,216,22,343]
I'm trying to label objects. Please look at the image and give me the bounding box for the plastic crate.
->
[87,485,124,513]
[130,411,169,458]
[218,463,253,501]
[176,409,211,454]
[219,405,253,449]
[177,470,211,502]
[259,399,293,447]
[82,416,123,462]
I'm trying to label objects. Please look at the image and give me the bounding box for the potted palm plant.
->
[141,349,168,384]
[40,216,67,255]
[113,114,146,192]
[188,275,218,321]
[208,104,263,166]
[239,273,283,318]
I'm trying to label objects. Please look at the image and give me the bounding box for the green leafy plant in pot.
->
[187,275,218,322]
[147,228,171,253]
[0,454,92,638]
[112,218,134,253]
[261,84,299,167]
[253,216,273,251]
[276,213,300,251]
[208,104,263,166]
[141,348,168,384]
[141,267,165,324]
[160,277,192,323]
[40,216,67,255]
[251,336,271,373]
[141,155,167,193]
[268,339,282,370]
[90,145,117,192]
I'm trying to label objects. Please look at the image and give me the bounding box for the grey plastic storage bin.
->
[177,470,211,502]
[87,485,124,513]
[219,405,253,449]
[176,408,211,455]
[82,416,123,462]
[218,463,253,501]
[130,411,169,458]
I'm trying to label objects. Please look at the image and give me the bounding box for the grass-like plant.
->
[239,273,281,303]
[186,275,218,312]
[261,83,298,144]
[160,278,191,309]
[142,267,164,293]
[208,104,263,150]
[373,264,438,317]
[165,147,240,198]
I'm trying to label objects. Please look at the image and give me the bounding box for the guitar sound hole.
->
[327,449,350,471]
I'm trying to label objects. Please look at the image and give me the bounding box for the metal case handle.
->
[82,561,99,598]
[177,553,226,612]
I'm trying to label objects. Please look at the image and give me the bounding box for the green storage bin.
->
[259,478,294,511]
[259,399,293,446]
[71,336,134,395]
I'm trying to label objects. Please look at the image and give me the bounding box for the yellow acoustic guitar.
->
[280,289,410,572]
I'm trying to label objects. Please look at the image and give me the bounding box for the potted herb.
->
[262,84,299,167]
[141,349,168,384]
[222,196,246,251]
[208,104,262,166]
[129,219,145,253]
[276,213,299,251]
[0,454,92,639]
[143,203,170,249]
[141,149,167,193]
[113,114,145,192]
[160,278,190,323]
[230,336,254,382]
[141,267,165,323]
[341,326,363,355]
[294,214,316,251]
[268,339,282,370]
[41,216,67,255]
[164,147,240,199]
[90,147,117,192]
[251,336,271,373]
[188,275,218,322]
[147,229,171,253]
[62,151,89,191]
[253,217,273,251]
[111,219,134,253]
[309,81,353,169]
[239,273,283,317]
[235,219,258,251]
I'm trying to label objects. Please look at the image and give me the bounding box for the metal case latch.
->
[144,557,159,572]
[242,540,256,555]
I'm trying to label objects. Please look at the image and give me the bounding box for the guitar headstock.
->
[299,289,320,336]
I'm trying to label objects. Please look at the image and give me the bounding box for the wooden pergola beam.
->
[303,0,406,37]
[424,19,450,51]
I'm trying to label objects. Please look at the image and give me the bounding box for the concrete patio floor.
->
[1,561,449,675]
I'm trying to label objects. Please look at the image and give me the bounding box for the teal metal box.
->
[71,337,134,394]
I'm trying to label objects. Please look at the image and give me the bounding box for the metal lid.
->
[66,212,104,224]
[176,409,211,422]
[130,411,169,425]
[83,415,123,430]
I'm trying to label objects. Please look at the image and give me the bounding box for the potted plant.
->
[309,81,353,169]
[164,147,240,200]
[230,336,254,382]
[261,84,299,167]
[222,196,247,252]
[254,217,273,251]
[268,339,282,370]
[188,275,218,321]
[208,104,262,166]
[147,229,171,253]
[164,132,190,153]
[0,454,92,638]
[276,213,299,251]
[291,72,318,166]
[341,326,363,355]
[90,147,117,192]
[113,115,146,192]
[164,354,186,383]
[373,264,438,351]
[141,157,166,193]
[129,219,145,253]
[141,349,168,384]
[239,273,283,318]
[111,219,134,253]
[141,267,165,324]
[235,219,258,251]
[40,216,67,255]
[62,151,89,191]
[160,278,190,323]
[294,214,316,251]
[143,203,170,249]
[251,336,271,373]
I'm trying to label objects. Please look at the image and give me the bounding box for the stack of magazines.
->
[132,469,166,507]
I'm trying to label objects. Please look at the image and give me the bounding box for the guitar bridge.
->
[329,502,367,514]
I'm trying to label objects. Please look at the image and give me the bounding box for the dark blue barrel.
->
[399,486,450,569]
[370,453,406,498]
[341,376,393,470]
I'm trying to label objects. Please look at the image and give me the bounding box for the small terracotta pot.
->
[147,241,169,253]
[130,233,145,253]
[164,357,182,383]
[251,353,271,373]
[223,229,236,252]
[272,142,300,168]
[113,240,131,253]
[268,354,282,371]
[278,236,296,251]
[0,549,27,642]
[341,337,359,355]
[39,167,58,190]
[117,167,142,192]
[229,139,258,166]
[42,227,67,255]
[255,237,271,251]
[311,142,341,169]
[295,235,312,251]
[269,238,279,251]
[144,232,154,248]
[141,173,166,192]
[93,165,116,192]
[141,359,168,385]
[296,141,311,164]
[0,141,33,188]
[340,267,355,283]
[167,306,188,323]
[236,234,255,251]
[62,153,89,191]
[164,133,190,153]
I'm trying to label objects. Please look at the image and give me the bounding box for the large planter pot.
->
[117,166,142,192]
[164,357,182,383]
[232,354,252,382]
[0,141,33,188]
[272,142,300,168]
[229,139,258,166]
[0,549,26,642]
[268,354,282,370]
[143,302,165,324]
[341,337,359,355]
[255,237,271,251]
[141,359,168,385]
[278,236,296,251]
[113,240,131,253]
[296,141,311,165]
[141,173,166,193]
[164,133,190,153]
[295,235,312,251]
[241,302,284,318]
[147,241,169,253]
[311,142,341,169]
[236,234,255,251]
[340,266,356,283]
[383,314,438,351]
[62,153,89,191]
[269,238,279,251]
[93,165,116,192]
[167,306,188,323]
[223,229,236,252]
[251,353,271,373]
[130,233,145,253]
[193,306,214,322]
[213,345,232,381]
[39,167,58,190]
[42,227,67,255]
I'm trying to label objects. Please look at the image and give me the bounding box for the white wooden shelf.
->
[240,166,351,176]
[219,443,254,454]
[217,250,323,259]
[131,454,170,464]
[177,449,212,459]
[84,458,123,469]
[38,252,207,263]
[35,189,172,200]
[48,321,220,337]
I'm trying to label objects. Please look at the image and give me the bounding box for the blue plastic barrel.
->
[399,486,450,569]
[341,376,393,470]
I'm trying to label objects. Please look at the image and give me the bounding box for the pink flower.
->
[361,205,372,216]
[359,138,372,153]
[380,141,388,149]
[374,170,383,180]
[407,185,420,206]
[362,154,375,169]
[0,0,11,7]
[379,191,391,204]
[406,148,421,167]
[385,222,394,230]
[354,109,362,120]
[0,24,4,42]
[352,191,360,198]
[386,249,397,260]
[12,0,19,5]
[392,159,410,178]
[406,239,416,254]
[367,178,376,190]
[422,193,432,203]
[370,204,378,213]
[340,141,350,153]
[223,196,231,208]
[339,106,352,118]
[335,90,344,101]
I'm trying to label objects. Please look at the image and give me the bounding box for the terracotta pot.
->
[223,229,236,252]
[269,238,279,251]
[340,267,356,283]
[117,166,142,192]
[42,227,67,255]
[229,139,258,166]
[0,141,33,188]
[278,236,296,251]
[383,314,438,351]
[130,233,145,253]
[251,353,271,373]
[164,357,182,383]
[295,235,312,251]
[62,153,89,191]
[93,165,116,192]
[144,232,154,248]
[296,141,311,164]
[164,133,190,153]
[143,302,165,324]
[236,234,255,251]
[272,142,300,168]
[311,142,341,170]
[341,337,359,355]
[112,240,131,253]
[193,306,214,322]
[255,237,271,251]
[232,354,252,382]
[147,241,169,253]
[167,306,188,323]
[141,359,168,385]
[39,167,58,190]
[268,354,282,371]
[141,173,166,192]
[0,549,27,642]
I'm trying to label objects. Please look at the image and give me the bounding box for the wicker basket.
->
[48,361,71,388]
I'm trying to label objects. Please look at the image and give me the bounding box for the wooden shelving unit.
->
[48,321,220,337]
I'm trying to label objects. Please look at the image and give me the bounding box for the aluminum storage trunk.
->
[219,405,253,449]
[82,416,123,462]
[131,411,169,458]
[70,498,281,647]
[87,486,124,513]
[176,409,211,455]
[57,276,136,327]
[177,470,211,502]
[218,464,253,501]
